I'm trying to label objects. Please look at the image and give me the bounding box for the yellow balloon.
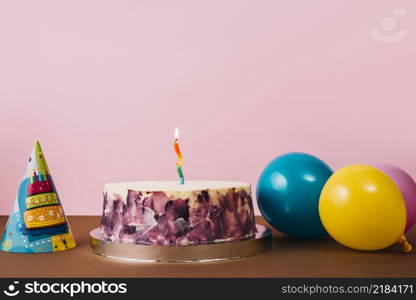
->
[319,164,406,251]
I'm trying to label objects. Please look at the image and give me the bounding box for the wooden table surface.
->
[0,216,415,278]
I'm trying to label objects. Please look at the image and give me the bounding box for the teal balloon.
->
[257,152,333,238]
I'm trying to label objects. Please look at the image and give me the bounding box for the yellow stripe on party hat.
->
[25,193,59,209]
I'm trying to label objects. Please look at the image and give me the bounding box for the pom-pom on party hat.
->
[0,141,76,253]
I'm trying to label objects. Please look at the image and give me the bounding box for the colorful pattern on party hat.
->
[0,141,76,253]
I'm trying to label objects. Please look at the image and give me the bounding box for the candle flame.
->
[174,128,179,140]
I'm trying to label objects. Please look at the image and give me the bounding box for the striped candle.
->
[173,128,185,184]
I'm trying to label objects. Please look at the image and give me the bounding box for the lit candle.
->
[173,128,185,184]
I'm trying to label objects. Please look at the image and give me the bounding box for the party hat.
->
[0,141,76,253]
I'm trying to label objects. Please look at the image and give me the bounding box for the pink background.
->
[0,1,415,215]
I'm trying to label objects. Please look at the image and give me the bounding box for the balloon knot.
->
[399,235,412,253]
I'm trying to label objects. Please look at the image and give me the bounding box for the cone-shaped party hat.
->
[0,141,76,253]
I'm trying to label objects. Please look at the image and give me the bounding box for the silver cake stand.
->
[90,224,272,263]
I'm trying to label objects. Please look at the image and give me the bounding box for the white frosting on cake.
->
[104,180,250,201]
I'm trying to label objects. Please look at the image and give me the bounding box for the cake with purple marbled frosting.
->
[100,181,257,246]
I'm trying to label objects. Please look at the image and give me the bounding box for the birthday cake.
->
[100,181,257,246]
[24,172,65,229]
